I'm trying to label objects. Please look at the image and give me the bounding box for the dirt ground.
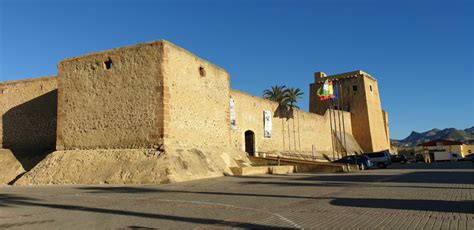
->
[0,149,25,184]
[12,146,249,185]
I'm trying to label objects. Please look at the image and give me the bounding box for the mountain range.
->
[391,126,474,147]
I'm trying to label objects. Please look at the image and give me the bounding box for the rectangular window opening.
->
[104,59,113,70]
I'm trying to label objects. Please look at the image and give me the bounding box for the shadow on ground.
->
[0,194,288,229]
[330,197,474,214]
[292,170,474,185]
[76,166,474,201]
[79,186,321,200]
[391,162,474,170]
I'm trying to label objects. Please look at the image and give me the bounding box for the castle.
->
[0,40,390,185]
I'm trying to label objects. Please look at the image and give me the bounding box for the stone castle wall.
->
[363,77,390,151]
[382,110,390,147]
[0,76,57,151]
[56,41,165,150]
[1,41,387,161]
[0,40,389,185]
[230,90,361,156]
[55,40,233,151]
[163,42,231,148]
[349,76,374,152]
[0,46,378,156]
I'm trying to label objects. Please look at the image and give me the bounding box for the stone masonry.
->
[0,40,391,184]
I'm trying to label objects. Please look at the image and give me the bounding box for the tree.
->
[263,86,305,152]
[285,88,304,151]
[263,85,288,150]
[284,87,304,109]
[263,85,287,105]
[262,85,303,108]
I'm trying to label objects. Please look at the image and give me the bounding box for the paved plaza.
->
[1,162,473,229]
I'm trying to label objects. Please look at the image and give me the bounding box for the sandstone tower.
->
[56,40,231,151]
[309,70,390,152]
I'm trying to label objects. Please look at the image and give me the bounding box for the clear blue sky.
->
[1,0,473,139]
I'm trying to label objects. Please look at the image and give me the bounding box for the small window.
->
[369,85,373,92]
[199,66,206,77]
[352,85,358,91]
[104,58,113,70]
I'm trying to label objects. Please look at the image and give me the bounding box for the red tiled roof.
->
[417,139,464,147]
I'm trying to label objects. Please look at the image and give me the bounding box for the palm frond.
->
[285,87,304,108]
[262,85,287,105]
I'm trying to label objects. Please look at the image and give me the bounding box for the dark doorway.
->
[244,130,255,156]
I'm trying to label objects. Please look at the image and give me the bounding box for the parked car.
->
[363,150,392,168]
[463,153,474,162]
[391,154,415,164]
[415,154,425,162]
[405,154,416,162]
[334,155,373,170]
[391,154,408,164]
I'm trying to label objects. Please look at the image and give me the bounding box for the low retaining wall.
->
[248,156,359,173]
[230,165,294,176]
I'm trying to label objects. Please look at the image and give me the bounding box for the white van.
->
[433,152,463,162]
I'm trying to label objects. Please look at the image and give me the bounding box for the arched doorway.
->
[244,130,255,156]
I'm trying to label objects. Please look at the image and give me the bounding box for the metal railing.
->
[262,151,328,162]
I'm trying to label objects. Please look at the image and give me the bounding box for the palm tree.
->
[263,86,304,152]
[285,87,304,151]
[263,85,287,150]
[284,87,304,109]
[263,85,287,105]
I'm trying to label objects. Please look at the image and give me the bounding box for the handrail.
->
[264,151,327,162]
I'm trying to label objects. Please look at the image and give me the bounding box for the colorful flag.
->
[317,80,335,101]
[331,83,338,101]
[317,80,329,99]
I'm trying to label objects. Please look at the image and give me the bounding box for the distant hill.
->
[391,127,474,147]
[465,126,474,135]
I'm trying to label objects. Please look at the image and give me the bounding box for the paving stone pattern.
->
[0,162,472,229]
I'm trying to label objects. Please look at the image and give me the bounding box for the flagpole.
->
[339,82,348,157]
[328,98,335,161]
[332,97,339,159]
[337,81,343,159]
[319,80,336,161]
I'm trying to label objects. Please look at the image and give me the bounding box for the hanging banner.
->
[230,97,236,130]
[264,110,272,138]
